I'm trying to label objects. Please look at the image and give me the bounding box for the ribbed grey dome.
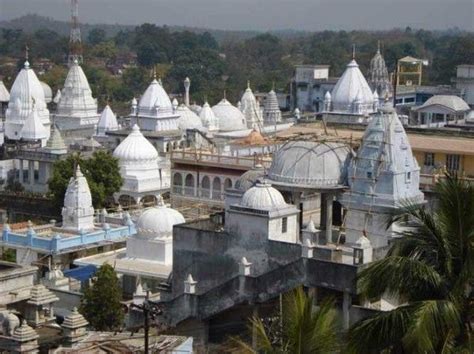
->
[268,141,352,188]
[235,165,265,191]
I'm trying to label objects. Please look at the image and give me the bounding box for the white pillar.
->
[324,194,333,243]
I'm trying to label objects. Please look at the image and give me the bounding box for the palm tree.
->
[230,287,340,353]
[348,174,473,353]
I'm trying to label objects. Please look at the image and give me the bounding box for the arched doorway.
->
[224,178,232,191]
[185,174,195,196]
[141,195,158,207]
[201,176,210,198]
[173,173,183,194]
[212,177,222,200]
[118,194,136,207]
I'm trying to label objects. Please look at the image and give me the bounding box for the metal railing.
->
[170,150,271,169]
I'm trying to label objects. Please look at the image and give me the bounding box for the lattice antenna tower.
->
[68,0,83,66]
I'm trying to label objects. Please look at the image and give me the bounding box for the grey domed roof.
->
[268,141,352,188]
[240,182,286,210]
[235,164,265,191]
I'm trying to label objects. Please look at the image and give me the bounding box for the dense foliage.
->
[231,287,340,353]
[1,18,473,112]
[80,263,124,331]
[348,174,473,353]
[48,151,122,211]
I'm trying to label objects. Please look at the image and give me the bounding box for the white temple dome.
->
[6,61,49,123]
[176,104,203,130]
[240,181,286,209]
[62,165,95,232]
[0,81,9,102]
[136,198,185,238]
[113,124,158,162]
[189,103,202,115]
[20,104,49,141]
[63,166,92,209]
[199,102,219,131]
[235,164,266,191]
[212,98,246,131]
[40,81,53,103]
[57,62,97,117]
[268,141,352,188]
[97,105,119,136]
[330,59,375,114]
[138,79,173,114]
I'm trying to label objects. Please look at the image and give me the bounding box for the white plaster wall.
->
[344,209,392,248]
[126,237,172,265]
[268,215,298,243]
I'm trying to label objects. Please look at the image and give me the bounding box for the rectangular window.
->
[367,171,373,179]
[406,171,411,183]
[424,153,435,167]
[446,154,460,172]
[282,217,288,233]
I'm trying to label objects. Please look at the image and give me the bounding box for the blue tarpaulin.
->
[63,265,97,282]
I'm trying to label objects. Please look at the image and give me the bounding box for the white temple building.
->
[130,78,180,132]
[61,165,95,232]
[199,102,219,132]
[75,197,185,294]
[263,89,282,124]
[96,104,119,136]
[0,80,10,103]
[323,57,378,124]
[5,61,51,144]
[212,98,247,132]
[20,102,49,143]
[226,181,299,244]
[113,124,170,205]
[176,104,203,131]
[240,82,263,130]
[55,60,100,131]
[368,43,392,98]
[339,102,425,248]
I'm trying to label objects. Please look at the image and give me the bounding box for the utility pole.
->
[130,292,163,354]
[68,0,83,66]
[392,59,398,108]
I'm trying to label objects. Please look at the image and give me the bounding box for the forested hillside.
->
[0,15,472,113]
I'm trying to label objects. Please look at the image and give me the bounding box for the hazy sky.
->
[0,0,472,31]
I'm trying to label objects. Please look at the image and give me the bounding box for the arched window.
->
[201,176,211,198]
[185,174,195,196]
[173,173,183,194]
[224,178,232,191]
[212,177,222,200]
[118,194,136,206]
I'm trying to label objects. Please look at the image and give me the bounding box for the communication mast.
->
[68,0,83,66]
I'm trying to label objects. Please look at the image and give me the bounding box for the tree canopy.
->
[48,151,122,212]
[231,287,340,353]
[347,173,473,353]
[79,263,124,331]
[1,21,473,113]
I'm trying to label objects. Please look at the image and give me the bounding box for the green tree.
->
[48,151,122,211]
[79,263,124,331]
[347,174,473,353]
[232,287,340,353]
[87,28,107,46]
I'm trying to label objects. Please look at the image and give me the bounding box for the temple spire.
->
[377,40,381,53]
[352,44,356,60]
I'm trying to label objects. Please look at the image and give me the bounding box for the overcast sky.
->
[0,0,472,31]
